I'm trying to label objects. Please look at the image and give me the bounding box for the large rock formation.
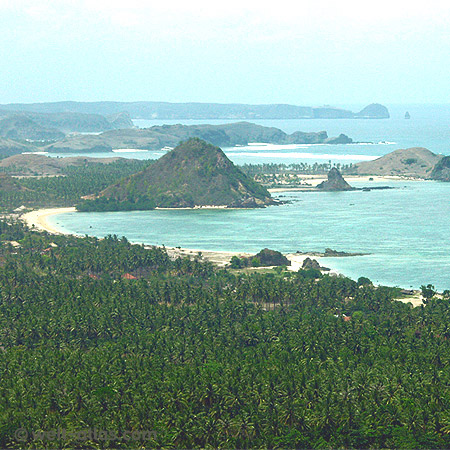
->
[353,147,442,178]
[78,138,275,210]
[317,168,353,191]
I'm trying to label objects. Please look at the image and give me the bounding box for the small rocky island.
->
[77,138,276,211]
[316,168,354,191]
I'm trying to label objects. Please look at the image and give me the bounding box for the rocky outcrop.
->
[324,133,353,144]
[317,168,353,191]
[302,257,321,270]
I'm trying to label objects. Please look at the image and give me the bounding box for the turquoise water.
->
[51,180,450,290]
[43,105,450,289]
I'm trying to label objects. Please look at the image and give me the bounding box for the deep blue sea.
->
[48,104,450,289]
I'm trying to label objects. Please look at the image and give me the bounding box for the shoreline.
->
[22,207,76,234]
[19,206,424,306]
[19,206,332,268]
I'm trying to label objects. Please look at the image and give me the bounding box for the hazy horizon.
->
[1,0,450,105]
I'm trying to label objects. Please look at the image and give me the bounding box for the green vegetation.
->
[0,221,450,448]
[241,161,355,177]
[77,196,155,212]
[0,159,152,211]
[84,138,274,210]
[230,248,290,268]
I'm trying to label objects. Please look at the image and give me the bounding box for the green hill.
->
[78,138,274,210]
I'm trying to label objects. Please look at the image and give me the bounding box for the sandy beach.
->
[22,207,76,234]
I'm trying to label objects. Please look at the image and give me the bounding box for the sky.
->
[1,0,450,105]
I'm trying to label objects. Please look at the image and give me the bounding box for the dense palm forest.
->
[0,220,450,448]
[0,159,152,211]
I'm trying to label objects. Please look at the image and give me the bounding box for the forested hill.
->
[80,138,274,210]
[45,121,353,153]
[0,101,390,119]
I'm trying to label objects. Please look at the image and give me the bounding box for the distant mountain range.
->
[0,101,390,120]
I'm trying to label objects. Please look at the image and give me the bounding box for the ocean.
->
[48,104,450,290]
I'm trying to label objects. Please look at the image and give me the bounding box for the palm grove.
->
[0,220,450,448]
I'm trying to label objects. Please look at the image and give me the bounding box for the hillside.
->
[45,122,353,153]
[0,153,128,176]
[430,156,450,181]
[0,110,133,138]
[352,147,442,178]
[0,173,28,192]
[0,137,36,158]
[0,101,390,120]
[0,115,65,141]
[79,138,274,210]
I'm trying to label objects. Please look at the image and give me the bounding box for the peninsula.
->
[45,122,353,153]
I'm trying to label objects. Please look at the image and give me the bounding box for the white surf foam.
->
[231,152,379,161]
